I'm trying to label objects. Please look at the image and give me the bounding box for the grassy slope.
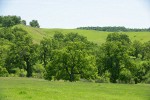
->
[0,77,150,100]
[15,25,150,44]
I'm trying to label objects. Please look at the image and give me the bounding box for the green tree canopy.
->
[4,28,38,77]
[44,33,97,81]
[21,20,26,25]
[96,33,132,83]
[0,15,21,27]
[29,20,40,28]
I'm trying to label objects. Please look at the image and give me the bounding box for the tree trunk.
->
[25,57,32,77]
[110,74,117,83]
[43,52,47,67]
[110,60,119,83]
[69,73,74,82]
[69,66,74,82]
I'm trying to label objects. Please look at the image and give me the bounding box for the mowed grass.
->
[15,25,150,44]
[0,77,150,100]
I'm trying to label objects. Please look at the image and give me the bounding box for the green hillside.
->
[15,25,150,44]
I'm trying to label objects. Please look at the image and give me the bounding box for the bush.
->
[95,76,110,83]
[95,71,110,83]
[18,69,27,77]
[8,68,20,74]
[0,67,9,77]
[145,71,150,84]
[32,73,45,78]
[119,68,132,83]
[146,78,150,84]
[8,68,26,77]
[32,64,45,78]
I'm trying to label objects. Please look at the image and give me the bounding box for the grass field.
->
[15,25,150,44]
[0,77,150,100]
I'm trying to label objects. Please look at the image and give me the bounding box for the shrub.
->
[19,69,27,77]
[95,71,110,83]
[32,64,45,78]
[8,68,26,77]
[146,78,150,84]
[0,67,9,77]
[119,68,132,83]
[145,71,150,84]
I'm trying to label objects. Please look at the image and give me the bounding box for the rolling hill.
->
[14,24,150,44]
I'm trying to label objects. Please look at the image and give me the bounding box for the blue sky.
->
[0,0,150,28]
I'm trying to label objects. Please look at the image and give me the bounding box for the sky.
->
[0,0,150,28]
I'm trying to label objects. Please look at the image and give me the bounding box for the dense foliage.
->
[43,33,98,81]
[0,16,150,84]
[0,15,21,27]
[29,20,40,28]
[0,15,39,28]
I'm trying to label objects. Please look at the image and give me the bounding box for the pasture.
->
[0,77,150,100]
[15,25,150,44]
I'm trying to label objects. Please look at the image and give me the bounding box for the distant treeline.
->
[77,26,150,32]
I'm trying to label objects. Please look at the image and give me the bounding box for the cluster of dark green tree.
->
[0,15,40,28]
[0,27,39,77]
[0,26,150,84]
[96,33,150,83]
[77,26,150,32]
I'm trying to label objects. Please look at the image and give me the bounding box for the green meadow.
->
[15,25,150,44]
[0,77,150,100]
